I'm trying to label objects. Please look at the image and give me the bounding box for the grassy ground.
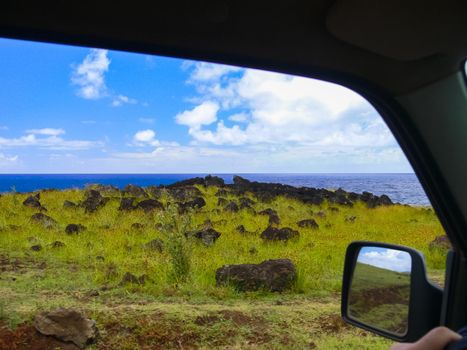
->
[0,185,446,349]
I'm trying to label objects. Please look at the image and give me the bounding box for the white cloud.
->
[111,94,137,107]
[187,62,242,82]
[139,118,155,124]
[71,49,137,107]
[26,128,65,136]
[71,49,110,99]
[228,113,248,123]
[0,152,18,163]
[358,247,412,272]
[175,101,219,128]
[133,129,160,147]
[174,62,401,170]
[0,130,102,150]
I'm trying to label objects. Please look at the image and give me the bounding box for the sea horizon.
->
[0,173,429,206]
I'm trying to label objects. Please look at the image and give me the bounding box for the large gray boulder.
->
[34,308,98,349]
[216,259,296,292]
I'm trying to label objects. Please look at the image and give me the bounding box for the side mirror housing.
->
[341,241,443,342]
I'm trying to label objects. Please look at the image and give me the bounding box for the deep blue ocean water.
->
[0,173,430,206]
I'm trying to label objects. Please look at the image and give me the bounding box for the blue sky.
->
[358,247,412,273]
[0,38,413,173]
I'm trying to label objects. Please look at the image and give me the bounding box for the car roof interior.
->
[1,1,467,95]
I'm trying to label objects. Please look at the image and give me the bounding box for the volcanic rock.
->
[260,226,299,241]
[119,197,135,211]
[63,200,77,208]
[81,190,108,213]
[297,219,319,229]
[123,184,147,197]
[31,213,57,228]
[23,194,43,209]
[34,308,98,349]
[224,201,239,213]
[216,259,296,292]
[144,238,164,252]
[259,208,280,225]
[192,228,221,246]
[429,235,452,251]
[135,199,164,212]
[65,224,86,235]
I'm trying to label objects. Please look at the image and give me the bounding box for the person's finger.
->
[414,327,462,350]
[390,327,462,350]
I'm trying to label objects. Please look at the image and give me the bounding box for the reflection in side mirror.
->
[348,247,411,336]
[342,241,444,342]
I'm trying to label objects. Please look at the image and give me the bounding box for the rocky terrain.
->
[0,176,448,349]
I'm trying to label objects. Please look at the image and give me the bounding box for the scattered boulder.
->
[215,189,229,197]
[297,219,319,229]
[429,235,452,251]
[236,225,247,234]
[329,207,339,212]
[119,197,135,211]
[259,208,280,225]
[249,247,258,255]
[239,197,255,207]
[168,186,203,201]
[315,211,326,218]
[224,201,239,213]
[86,184,119,195]
[131,222,144,230]
[228,175,394,208]
[204,175,225,187]
[169,175,224,188]
[135,199,164,212]
[34,308,98,349]
[144,238,164,252]
[65,224,87,235]
[63,200,77,208]
[260,226,299,241]
[192,228,221,246]
[81,190,108,213]
[236,225,255,235]
[179,197,206,213]
[216,259,297,292]
[123,184,147,197]
[119,272,147,286]
[345,215,357,223]
[23,194,45,210]
[217,197,228,206]
[31,213,57,228]
[51,241,65,248]
[364,193,394,208]
[146,186,164,198]
[31,244,42,251]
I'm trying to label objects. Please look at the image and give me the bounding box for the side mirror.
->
[341,241,443,342]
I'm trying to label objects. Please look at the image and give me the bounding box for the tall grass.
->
[0,186,446,300]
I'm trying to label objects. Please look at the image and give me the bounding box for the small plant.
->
[158,204,193,284]
[10,186,18,206]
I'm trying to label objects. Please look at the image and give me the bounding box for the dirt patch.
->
[0,255,47,273]
[316,313,350,334]
[195,309,264,328]
[99,316,200,350]
[0,323,79,350]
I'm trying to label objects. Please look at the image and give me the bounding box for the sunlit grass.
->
[0,185,446,348]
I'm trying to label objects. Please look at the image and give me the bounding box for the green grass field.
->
[0,184,447,349]
[348,263,411,336]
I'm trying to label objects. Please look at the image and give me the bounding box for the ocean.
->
[0,173,430,206]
